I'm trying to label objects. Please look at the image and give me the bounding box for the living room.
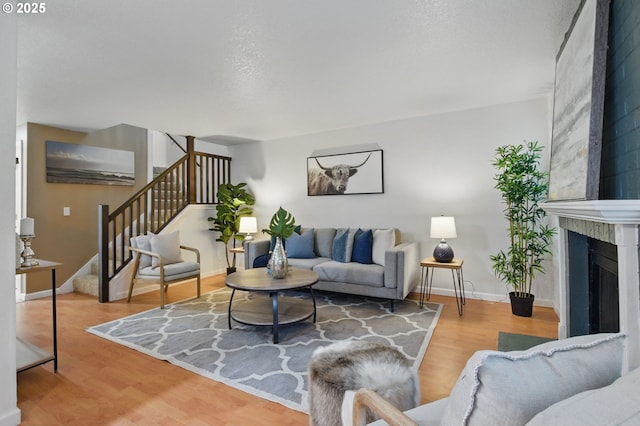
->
[3,1,640,425]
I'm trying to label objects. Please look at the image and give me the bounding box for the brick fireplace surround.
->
[541,200,640,372]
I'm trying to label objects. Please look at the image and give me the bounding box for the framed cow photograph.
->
[307,149,383,196]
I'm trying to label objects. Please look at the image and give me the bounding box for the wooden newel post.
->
[98,204,109,303]
[186,135,196,204]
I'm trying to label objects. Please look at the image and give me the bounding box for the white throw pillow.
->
[149,231,183,268]
[131,234,153,268]
[440,333,627,425]
[372,229,396,266]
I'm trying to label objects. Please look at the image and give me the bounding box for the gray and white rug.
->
[86,288,442,413]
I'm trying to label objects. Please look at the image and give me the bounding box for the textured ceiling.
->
[16,0,580,142]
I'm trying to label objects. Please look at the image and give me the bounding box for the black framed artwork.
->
[307,149,383,196]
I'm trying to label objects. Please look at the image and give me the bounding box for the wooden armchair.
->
[350,389,418,426]
[128,231,201,309]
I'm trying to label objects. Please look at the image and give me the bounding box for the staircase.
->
[73,260,100,296]
[74,136,231,302]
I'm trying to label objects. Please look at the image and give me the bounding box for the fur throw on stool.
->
[308,340,420,426]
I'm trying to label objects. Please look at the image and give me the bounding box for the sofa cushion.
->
[352,228,373,264]
[440,333,626,426]
[288,257,330,270]
[315,228,337,259]
[527,366,640,426]
[332,228,355,263]
[149,231,183,268]
[286,228,315,258]
[314,260,384,287]
[372,229,395,266]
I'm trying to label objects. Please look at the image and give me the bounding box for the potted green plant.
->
[490,141,556,317]
[261,207,296,278]
[208,182,255,274]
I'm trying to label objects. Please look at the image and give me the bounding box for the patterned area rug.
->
[86,288,442,413]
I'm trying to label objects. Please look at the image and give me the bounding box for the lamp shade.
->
[430,216,456,239]
[239,216,258,234]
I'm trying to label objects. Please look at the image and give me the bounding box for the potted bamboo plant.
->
[208,182,255,274]
[261,207,297,278]
[490,141,556,317]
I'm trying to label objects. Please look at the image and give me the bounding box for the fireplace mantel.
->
[541,199,640,371]
[540,200,640,224]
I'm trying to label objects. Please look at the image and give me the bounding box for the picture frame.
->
[307,149,383,196]
[547,0,610,201]
[46,140,135,186]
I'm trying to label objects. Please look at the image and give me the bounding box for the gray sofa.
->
[244,227,420,309]
[342,332,639,426]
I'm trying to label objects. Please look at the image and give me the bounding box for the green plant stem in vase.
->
[262,207,297,278]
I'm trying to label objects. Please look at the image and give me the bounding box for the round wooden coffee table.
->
[225,268,319,344]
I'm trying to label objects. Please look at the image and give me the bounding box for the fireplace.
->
[541,200,640,372]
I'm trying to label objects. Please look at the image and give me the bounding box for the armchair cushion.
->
[149,231,183,268]
[138,261,200,280]
[441,333,626,425]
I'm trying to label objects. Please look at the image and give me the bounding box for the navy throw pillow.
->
[253,253,271,268]
[352,228,373,264]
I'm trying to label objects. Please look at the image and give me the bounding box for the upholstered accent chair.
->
[128,231,201,309]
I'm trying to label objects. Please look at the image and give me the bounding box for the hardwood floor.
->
[16,275,558,425]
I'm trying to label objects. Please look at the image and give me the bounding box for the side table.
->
[16,259,61,372]
[419,257,465,316]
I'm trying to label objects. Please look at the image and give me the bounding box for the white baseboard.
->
[0,407,21,426]
[411,286,554,308]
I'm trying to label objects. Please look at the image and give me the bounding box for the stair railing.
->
[97,142,231,302]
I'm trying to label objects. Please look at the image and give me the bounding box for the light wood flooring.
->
[16,274,558,425]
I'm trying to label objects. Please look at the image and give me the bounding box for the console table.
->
[16,259,61,373]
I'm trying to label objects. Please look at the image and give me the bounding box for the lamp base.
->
[433,240,454,263]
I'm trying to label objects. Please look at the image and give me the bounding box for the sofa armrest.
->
[384,242,420,298]
[244,239,270,269]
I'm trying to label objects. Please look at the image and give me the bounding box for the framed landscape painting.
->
[46,140,135,186]
[307,149,383,196]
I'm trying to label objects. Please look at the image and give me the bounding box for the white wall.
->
[229,98,555,305]
[0,10,21,426]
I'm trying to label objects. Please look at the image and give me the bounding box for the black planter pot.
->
[509,292,534,317]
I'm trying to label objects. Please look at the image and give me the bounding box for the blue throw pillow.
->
[286,228,315,258]
[332,228,354,263]
[351,228,373,264]
[253,253,271,268]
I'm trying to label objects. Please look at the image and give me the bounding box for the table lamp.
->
[430,216,456,263]
[239,216,258,241]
